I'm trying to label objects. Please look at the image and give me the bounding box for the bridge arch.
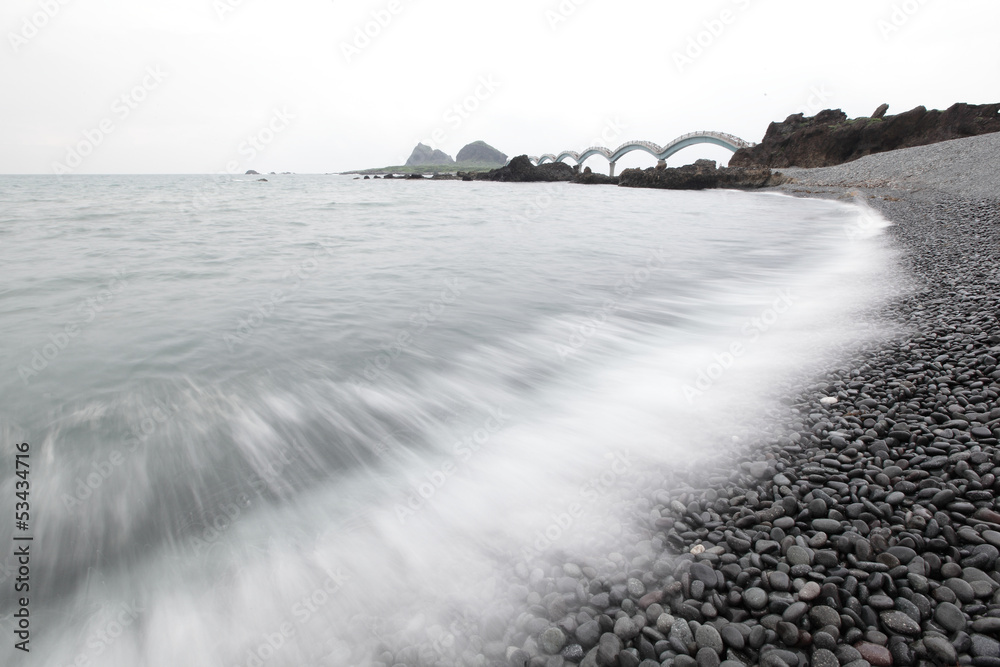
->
[522,131,754,176]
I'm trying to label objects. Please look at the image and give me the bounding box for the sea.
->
[0,175,896,666]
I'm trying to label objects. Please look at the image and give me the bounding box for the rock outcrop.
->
[618,159,785,190]
[731,103,1000,169]
[456,141,508,165]
[474,156,575,182]
[405,143,455,167]
[573,171,619,185]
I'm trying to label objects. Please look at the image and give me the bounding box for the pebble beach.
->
[378,133,1000,667]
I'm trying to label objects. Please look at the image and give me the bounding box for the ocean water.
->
[0,175,894,666]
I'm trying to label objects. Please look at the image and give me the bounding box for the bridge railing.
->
[521,131,756,168]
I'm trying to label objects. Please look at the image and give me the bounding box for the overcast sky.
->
[1,0,997,174]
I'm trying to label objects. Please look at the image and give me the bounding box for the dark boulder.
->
[618,159,784,190]
[475,155,575,182]
[574,171,619,185]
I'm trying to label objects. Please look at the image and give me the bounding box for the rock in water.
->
[475,155,575,182]
[617,159,783,190]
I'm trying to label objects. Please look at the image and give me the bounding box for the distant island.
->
[344,140,508,175]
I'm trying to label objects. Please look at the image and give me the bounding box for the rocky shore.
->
[471,155,787,190]
[371,134,1000,667]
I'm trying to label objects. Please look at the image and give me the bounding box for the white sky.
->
[1,0,997,174]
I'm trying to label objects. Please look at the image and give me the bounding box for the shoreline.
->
[374,139,1000,666]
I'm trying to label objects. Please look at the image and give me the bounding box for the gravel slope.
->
[777,132,1000,200]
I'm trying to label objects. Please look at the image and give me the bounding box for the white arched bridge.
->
[523,131,755,177]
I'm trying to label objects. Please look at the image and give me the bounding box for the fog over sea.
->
[0,175,896,666]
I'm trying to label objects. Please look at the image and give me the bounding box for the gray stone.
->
[597,633,623,667]
[720,624,745,649]
[812,519,843,534]
[855,642,892,667]
[656,613,675,635]
[934,601,966,633]
[799,581,822,601]
[812,648,839,667]
[508,647,530,666]
[697,647,722,667]
[786,546,811,566]
[887,546,917,564]
[695,624,724,654]
[945,577,976,603]
[810,605,842,629]
[972,634,1000,658]
[879,611,921,636]
[577,620,602,647]
[615,616,640,641]
[540,627,567,655]
[690,563,717,589]
[769,571,791,592]
[973,618,1000,633]
[619,650,641,667]
[924,636,957,664]
[783,601,809,624]
[776,621,799,646]
[744,587,768,610]
[671,618,694,654]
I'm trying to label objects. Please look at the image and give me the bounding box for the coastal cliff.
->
[730,103,1000,169]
